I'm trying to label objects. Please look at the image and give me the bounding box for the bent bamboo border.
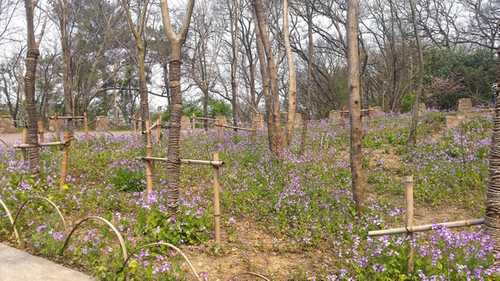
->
[59,216,128,262]
[12,196,67,234]
[0,198,21,246]
[118,242,201,281]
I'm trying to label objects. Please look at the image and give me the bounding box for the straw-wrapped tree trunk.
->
[160,0,195,214]
[253,0,284,156]
[347,0,365,214]
[408,0,424,145]
[283,0,297,146]
[486,47,500,262]
[23,0,40,174]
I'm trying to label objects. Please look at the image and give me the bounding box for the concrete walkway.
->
[0,244,93,281]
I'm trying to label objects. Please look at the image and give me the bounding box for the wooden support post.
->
[37,120,45,143]
[216,120,224,144]
[250,120,257,143]
[145,120,154,195]
[83,112,89,137]
[22,127,28,160]
[405,176,415,273]
[54,114,61,141]
[212,153,222,246]
[156,117,161,144]
[59,131,71,189]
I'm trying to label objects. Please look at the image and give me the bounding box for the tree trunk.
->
[229,0,241,127]
[137,43,150,143]
[253,0,283,156]
[408,0,424,145]
[202,85,209,131]
[486,47,500,263]
[283,0,297,146]
[166,44,183,213]
[306,3,313,119]
[59,0,73,188]
[347,0,365,215]
[23,0,40,174]
[254,18,272,149]
[160,0,195,215]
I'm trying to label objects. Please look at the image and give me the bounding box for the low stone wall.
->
[0,117,16,133]
[95,116,109,131]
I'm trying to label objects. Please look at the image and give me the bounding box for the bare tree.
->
[227,0,241,126]
[160,0,195,214]
[283,0,296,146]
[0,0,21,45]
[121,0,150,137]
[408,0,424,146]
[0,48,24,125]
[347,0,365,214]
[253,0,284,156]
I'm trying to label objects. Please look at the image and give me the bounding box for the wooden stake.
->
[212,153,222,246]
[59,131,71,189]
[37,120,45,143]
[22,127,28,160]
[250,120,257,143]
[156,117,161,144]
[83,112,89,137]
[54,114,61,141]
[145,120,154,195]
[405,176,415,273]
[217,120,224,144]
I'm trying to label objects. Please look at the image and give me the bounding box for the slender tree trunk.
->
[203,85,209,131]
[249,58,257,110]
[166,44,182,213]
[306,3,314,119]
[254,20,273,149]
[486,47,500,263]
[58,0,73,188]
[408,0,423,145]
[253,0,284,156]
[347,0,365,214]
[162,62,171,106]
[23,0,40,174]
[137,44,150,142]
[229,0,241,127]
[283,0,297,146]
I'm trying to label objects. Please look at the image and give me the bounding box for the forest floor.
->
[0,112,497,280]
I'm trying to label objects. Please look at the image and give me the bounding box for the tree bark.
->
[283,0,297,146]
[254,15,272,148]
[160,0,195,214]
[57,0,73,187]
[253,0,283,156]
[486,47,500,263]
[166,44,182,213]
[408,0,424,145]
[229,0,241,127]
[23,0,40,174]
[347,0,365,214]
